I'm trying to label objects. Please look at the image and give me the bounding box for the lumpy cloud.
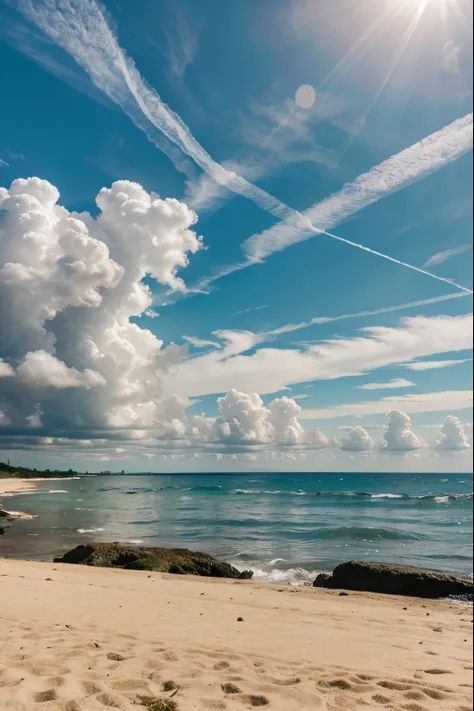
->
[382,410,424,451]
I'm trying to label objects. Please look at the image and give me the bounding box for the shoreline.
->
[0,478,39,497]
[0,558,472,710]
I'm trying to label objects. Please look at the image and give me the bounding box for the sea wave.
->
[230,488,473,503]
[298,526,426,541]
[77,527,105,534]
[181,485,223,492]
[48,489,68,494]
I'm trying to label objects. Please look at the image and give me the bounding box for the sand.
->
[0,559,472,710]
[0,479,38,498]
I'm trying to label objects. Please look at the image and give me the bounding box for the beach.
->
[0,558,472,710]
[0,479,39,497]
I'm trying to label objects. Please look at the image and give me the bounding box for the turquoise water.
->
[2,472,472,584]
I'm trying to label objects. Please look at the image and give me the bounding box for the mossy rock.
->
[314,561,473,600]
[54,542,253,580]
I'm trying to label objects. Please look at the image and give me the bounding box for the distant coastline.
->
[0,461,102,480]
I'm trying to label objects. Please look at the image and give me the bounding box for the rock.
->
[313,561,473,600]
[54,542,254,580]
[313,573,331,587]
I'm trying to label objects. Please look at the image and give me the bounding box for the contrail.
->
[15,0,302,224]
[309,227,473,294]
[16,0,473,295]
[244,113,474,260]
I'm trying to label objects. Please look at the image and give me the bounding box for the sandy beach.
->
[0,479,39,498]
[0,559,472,711]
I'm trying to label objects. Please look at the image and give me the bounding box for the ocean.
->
[1,472,472,584]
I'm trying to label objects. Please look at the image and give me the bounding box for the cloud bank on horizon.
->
[0,0,472,470]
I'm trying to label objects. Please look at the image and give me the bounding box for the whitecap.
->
[48,489,68,494]
[434,496,451,504]
[77,527,105,534]
[371,493,403,499]
[248,566,324,586]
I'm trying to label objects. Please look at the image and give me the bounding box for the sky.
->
[0,0,472,473]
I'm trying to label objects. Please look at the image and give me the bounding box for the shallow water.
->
[1,472,472,584]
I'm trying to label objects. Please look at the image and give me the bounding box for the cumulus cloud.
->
[212,390,323,447]
[382,410,424,452]
[339,426,375,452]
[0,359,15,378]
[436,416,470,450]
[0,177,202,436]
[16,351,105,388]
[214,390,274,444]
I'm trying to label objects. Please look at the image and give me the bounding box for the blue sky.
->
[0,0,472,472]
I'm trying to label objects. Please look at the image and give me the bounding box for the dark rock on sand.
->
[54,542,254,580]
[313,561,473,600]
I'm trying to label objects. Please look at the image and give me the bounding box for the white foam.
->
[48,489,68,494]
[244,566,323,586]
[3,510,37,520]
[371,493,403,499]
[77,527,105,534]
[434,496,451,504]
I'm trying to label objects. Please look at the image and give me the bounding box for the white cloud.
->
[404,358,472,371]
[26,406,43,429]
[339,426,374,452]
[234,305,269,317]
[0,177,201,436]
[436,416,470,450]
[443,41,461,75]
[214,390,274,444]
[163,313,473,398]
[0,410,11,426]
[182,336,220,350]
[382,410,424,452]
[424,244,473,268]
[0,359,15,377]
[301,390,473,420]
[162,2,202,81]
[357,378,414,391]
[16,351,105,389]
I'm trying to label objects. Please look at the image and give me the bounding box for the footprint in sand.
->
[378,680,413,691]
[95,692,124,708]
[33,689,58,703]
[372,693,392,704]
[82,680,103,694]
